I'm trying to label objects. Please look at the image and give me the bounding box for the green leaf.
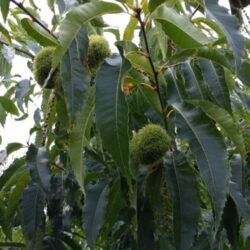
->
[137,196,155,250]
[54,1,123,66]
[168,90,229,221]
[69,87,94,193]
[0,157,25,190]
[238,60,250,87]
[138,86,162,115]
[22,183,45,250]
[61,28,91,192]
[199,59,231,112]
[165,151,200,250]
[6,142,24,156]
[0,96,19,116]
[26,145,51,193]
[151,5,210,48]
[155,22,168,61]
[204,0,245,68]
[126,51,154,79]
[83,180,109,249]
[0,0,10,22]
[182,61,205,100]
[123,16,138,41]
[0,50,11,76]
[0,22,11,43]
[187,100,245,158]
[95,55,131,180]
[61,28,89,121]
[148,0,177,12]
[196,47,232,71]
[21,18,58,47]
[5,170,30,224]
[104,179,125,233]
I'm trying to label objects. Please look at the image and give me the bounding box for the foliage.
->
[0,0,250,249]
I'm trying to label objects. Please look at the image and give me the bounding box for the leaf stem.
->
[0,39,34,59]
[135,8,168,130]
[10,0,58,40]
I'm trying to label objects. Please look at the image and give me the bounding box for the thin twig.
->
[10,0,58,40]
[190,4,200,19]
[135,8,168,131]
[0,39,34,59]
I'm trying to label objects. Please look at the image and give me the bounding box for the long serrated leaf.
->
[61,28,91,192]
[61,28,89,121]
[69,87,94,193]
[95,55,131,180]
[104,179,125,233]
[204,0,245,69]
[165,151,200,250]
[21,18,58,47]
[83,180,109,249]
[168,98,229,221]
[199,59,231,112]
[22,183,45,250]
[187,100,245,158]
[151,5,210,48]
[26,145,51,193]
[54,1,123,66]
[182,61,205,100]
[196,47,232,71]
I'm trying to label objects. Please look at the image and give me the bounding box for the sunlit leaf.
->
[0,96,19,116]
[151,5,210,48]
[21,18,58,47]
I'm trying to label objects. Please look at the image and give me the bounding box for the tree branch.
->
[0,39,34,59]
[10,0,58,40]
[135,8,168,131]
